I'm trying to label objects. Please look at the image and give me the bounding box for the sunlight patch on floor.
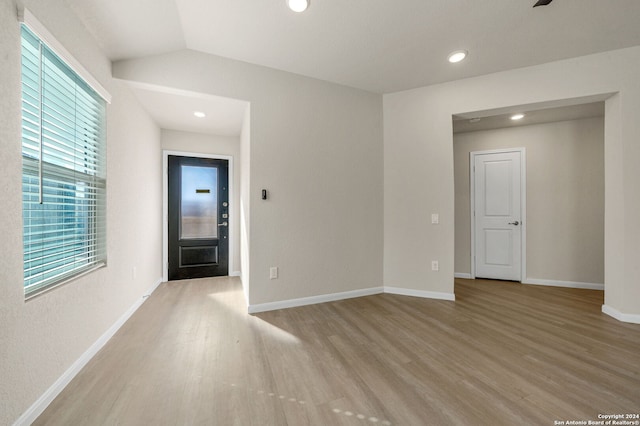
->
[221,381,307,406]
[331,407,392,424]
[250,317,301,345]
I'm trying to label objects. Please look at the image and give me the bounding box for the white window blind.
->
[21,24,107,297]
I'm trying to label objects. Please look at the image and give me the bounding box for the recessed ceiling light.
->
[511,113,525,121]
[448,50,467,63]
[287,0,309,12]
[194,111,206,118]
[469,118,481,123]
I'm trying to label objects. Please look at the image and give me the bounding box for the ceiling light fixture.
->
[287,0,309,13]
[447,50,467,63]
[511,113,525,120]
[194,111,206,118]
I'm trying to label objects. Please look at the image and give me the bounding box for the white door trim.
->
[162,150,235,282]
[469,148,526,282]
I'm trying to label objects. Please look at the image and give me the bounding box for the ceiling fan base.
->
[533,0,553,7]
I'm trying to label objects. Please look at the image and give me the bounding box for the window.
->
[20,22,107,297]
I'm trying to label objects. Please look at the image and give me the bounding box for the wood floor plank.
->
[34,277,640,425]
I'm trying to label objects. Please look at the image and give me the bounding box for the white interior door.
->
[473,150,523,281]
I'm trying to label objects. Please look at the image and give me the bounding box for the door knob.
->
[508,221,520,226]
[218,221,228,227]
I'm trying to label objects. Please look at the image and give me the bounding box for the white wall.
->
[0,1,163,423]
[454,117,605,284]
[384,46,640,319]
[161,129,242,276]
[113,50,384,308]
[240,105,251,299]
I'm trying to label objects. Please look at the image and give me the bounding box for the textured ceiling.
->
[64,0,638,135]
[65,0,186,60]
[66,0,640,94]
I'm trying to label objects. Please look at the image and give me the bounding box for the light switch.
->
[431,213,439,224]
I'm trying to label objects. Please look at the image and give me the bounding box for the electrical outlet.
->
[270,267,278,280]
[431,213,439,224]
[431,261,439,271]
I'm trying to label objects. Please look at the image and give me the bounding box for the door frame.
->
[163,150,235,282]
[469,148,527,282]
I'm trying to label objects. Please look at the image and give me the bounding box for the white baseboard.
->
[248,287,384,314]
[249,285,458,313]
[229,271,241,277]
[454,273,472,279]
[384,286,456,301]
[602,305,640,324]
[523,278,604,291]
[144,277,163,297]
[14,278,163,426]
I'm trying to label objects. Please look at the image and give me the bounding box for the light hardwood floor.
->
[35,277,640,425]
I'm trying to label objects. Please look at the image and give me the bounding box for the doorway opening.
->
[453,101,605,291]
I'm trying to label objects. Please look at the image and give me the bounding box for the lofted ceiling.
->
[63,0,640,135]
[66,0,640,94]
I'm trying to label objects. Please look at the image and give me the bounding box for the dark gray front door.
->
[168,155,229,280]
